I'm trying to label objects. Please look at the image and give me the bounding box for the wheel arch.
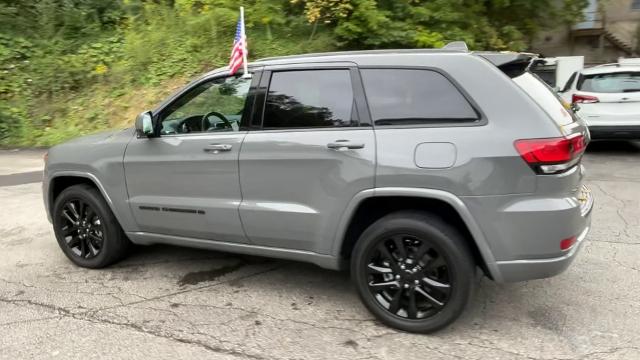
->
[333,188,501,281]
[47,172,115,220]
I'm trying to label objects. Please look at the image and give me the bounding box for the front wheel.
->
[351,211,475,333]
[52,184,131,268]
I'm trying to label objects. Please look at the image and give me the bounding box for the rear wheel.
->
[52,184,131,268]
[351,211,474,333]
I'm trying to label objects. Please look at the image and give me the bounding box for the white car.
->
[560,63,640,140]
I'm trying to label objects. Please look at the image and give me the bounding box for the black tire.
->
[52,184,131,268]
[351,211,474,333]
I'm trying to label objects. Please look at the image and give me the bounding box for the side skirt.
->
[126,232,343,270]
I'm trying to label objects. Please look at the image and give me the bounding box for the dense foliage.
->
[0,0,586,146]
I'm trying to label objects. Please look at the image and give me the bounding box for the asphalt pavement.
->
[0,143,639,360]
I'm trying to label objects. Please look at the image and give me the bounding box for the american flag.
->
[229,12,246,75]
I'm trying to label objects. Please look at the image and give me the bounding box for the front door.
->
[238,66,376,254]
[124,73,257,243]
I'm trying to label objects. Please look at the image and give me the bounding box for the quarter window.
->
[360,69,478,126]
[263,70,357,128]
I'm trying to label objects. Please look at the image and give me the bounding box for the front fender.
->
[45,170,137,232]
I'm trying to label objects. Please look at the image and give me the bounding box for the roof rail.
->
[442,41,468,52]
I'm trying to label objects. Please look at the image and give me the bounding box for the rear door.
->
[238,64,375,254]
[574,70,640,126]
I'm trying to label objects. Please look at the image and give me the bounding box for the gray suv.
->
[43,45,594,333]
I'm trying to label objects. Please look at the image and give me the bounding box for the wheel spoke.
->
[415,242,431,265]
[422,276,450,289]
[67,202,80,220]
[78,201,86,221]
[388,290,402,314]
[415,287,444,308]
[392,236,407,260]
[62,225,77,236]
[425,256,446,271]
[88,241,99,256]
[368,280,399,290]
[62,210,77,225]
[79,237,87,258]
[378,246,400,272]
[88,233,102,245]
[85,207,95,223]
[407,288,418,319]
[67,236,80,248]
[367,263,393,274]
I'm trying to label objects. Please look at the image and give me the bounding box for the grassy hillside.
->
[0,0,586,147]
[0,1,335,147]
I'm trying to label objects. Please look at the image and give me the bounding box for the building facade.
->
[532,0,640,64]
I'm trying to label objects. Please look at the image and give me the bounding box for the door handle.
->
[203,144,232,153]
[327,140,365,151]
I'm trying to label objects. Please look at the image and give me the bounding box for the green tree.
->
[296,0,588,50]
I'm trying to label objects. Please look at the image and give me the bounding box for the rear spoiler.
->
[475,52,538,78]
[439,42,539,78]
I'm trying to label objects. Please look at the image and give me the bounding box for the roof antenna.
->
[442,41,468,52]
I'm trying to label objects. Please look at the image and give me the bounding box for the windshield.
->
[578,72,640,93]
[512,72,575,127]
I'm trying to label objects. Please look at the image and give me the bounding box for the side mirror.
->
[135,111,155,137]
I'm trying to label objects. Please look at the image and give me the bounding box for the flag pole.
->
[240,6,250,78]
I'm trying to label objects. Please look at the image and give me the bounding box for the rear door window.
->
[262,70,357,128]
[577,72,640,93]
[360,69,478,126]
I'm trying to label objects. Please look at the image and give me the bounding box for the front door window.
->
[159,76,251,134]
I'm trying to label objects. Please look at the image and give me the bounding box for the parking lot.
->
[0,143,639,360]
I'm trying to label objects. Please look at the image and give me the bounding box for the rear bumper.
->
[494,220,590,282]
[589,125,640,140]
[462,182,593,283]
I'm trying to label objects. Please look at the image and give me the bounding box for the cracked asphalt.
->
[0,143,639,360]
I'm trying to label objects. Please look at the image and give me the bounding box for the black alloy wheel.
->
[351,211,474,333]
[366,234,451,319]
[52,184,131,268]
[59,199,105,259]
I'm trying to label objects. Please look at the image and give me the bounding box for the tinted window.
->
[160,76,251,134]
[360,69,478,126]
[577,72,640,93]
[263,70,357,128]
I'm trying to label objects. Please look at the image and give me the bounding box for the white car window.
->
[578,72,640,93]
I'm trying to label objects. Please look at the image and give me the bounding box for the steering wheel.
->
[201,111,232,131]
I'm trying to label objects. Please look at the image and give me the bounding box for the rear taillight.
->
[572,94,599,104]
[514,134,586,174]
